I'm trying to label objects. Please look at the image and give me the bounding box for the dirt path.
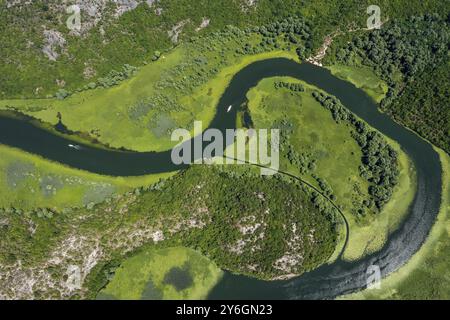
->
[307,19,389,66]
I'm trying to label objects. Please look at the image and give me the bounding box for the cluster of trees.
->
[274,119,317,175]
[96,64,138,89]
[273,119,293,153]
[257,17,312,59]
[156,17,313,98]
[387,60,450,153]
[0,207,53,217]
[312,91,399,212]
[287,148,317,175]
[330,14,450,153]
[310,191,339,225]
[312,91,350,123]
[0,164,339,296]
[54,64,139,100]
[357,130,399,210]
[311,174,335,200]
[3,1,448,99]
[171,166,337,279]
[274,81,305,92]
[334,15,448,84]
[235,17,313,59]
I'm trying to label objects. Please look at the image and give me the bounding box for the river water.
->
[0,59,442,299]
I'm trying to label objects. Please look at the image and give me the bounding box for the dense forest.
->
[326,14,450,153]
[0,165,339,299]
[1,0,447,98]
[387,61,449,152]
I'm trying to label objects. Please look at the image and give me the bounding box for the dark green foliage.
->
[359,131,399,209]
[274,81,305,92]
[55,89,70,100]
[312,91,399,211]
[312,174,334,199]
[169,166,338,278]
[0,165,338,287]
[327,14,450,153]
[387,61,450,153]
[96,64,138,89]
[2,0,445,99]
[0,207,64,266]
[332,15,449,84]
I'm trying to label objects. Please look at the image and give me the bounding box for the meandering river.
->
[0,59,442,299]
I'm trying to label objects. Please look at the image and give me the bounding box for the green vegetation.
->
[1,0,446,99]
[343,148,450,299]
[325,14,450,153]
[0,0,448,300]
[386,60,450,153]
[0,165,339,299]
[134,166,339,280]
[0,18,307,152]
[97,247,223,300]
[326,64,388,103]
[245,77,414,260]
[0,144,173,210]
[343,140,416,260]
[312,91,399,211]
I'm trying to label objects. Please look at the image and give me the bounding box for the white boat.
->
[227,105,232,112]
[68,144,81,150]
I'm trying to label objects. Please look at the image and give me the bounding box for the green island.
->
[0,0,448,301]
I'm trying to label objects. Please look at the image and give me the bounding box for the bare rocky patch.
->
[168,20,190,44]
[195,18,210,32]
[42,30,66,61]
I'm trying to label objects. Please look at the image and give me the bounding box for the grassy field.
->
[342,147,450,299]
[0,144,174,210]
[245,77,415,261]
[0,1,448,300]
[326,64,388,103]
[342,139,416,261]
[97,246,223,300]
[0,33,297,152]
[0,27,297,210]
[0,47,296,211]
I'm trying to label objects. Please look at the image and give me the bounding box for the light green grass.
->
[0,34,297,152]
[246,77,415,261]
[319,65,414,260]
[247,78,371,217]
[341,147,450,299]
[0,35,297,209]
[0,144,174,210]
[97,246,223,300]
[326,64,388,103]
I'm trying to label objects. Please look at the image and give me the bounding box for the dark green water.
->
[0,59,442,299]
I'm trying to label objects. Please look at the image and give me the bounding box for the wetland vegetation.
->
[0,0,448,300]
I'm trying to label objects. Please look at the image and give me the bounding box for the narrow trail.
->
[222,156,350,261]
